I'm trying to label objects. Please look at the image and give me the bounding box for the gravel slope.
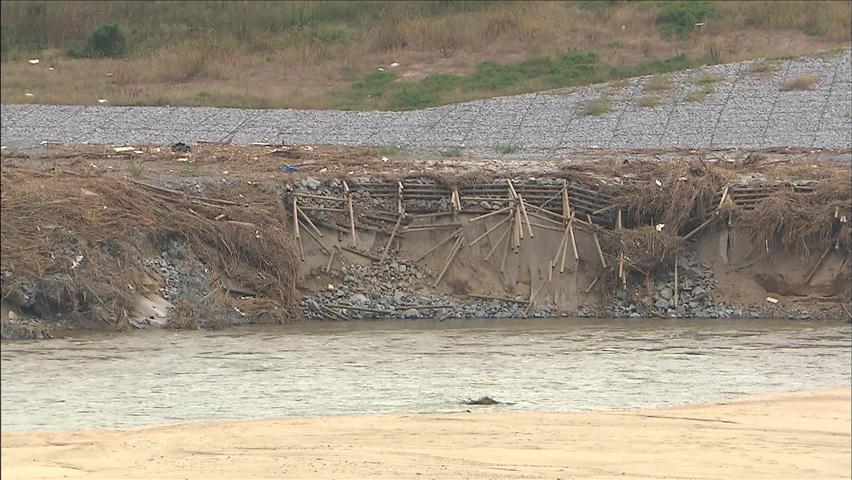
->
[2,50,850,153]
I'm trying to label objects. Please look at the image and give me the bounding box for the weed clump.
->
[780,74,821,91]
[655,1,720,40]
[583,95,612,116]
[84,23,125,57]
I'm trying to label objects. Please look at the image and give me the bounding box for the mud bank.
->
[1,145,850,338]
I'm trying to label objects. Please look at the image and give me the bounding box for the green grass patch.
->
[335,48,702,110]
[655,1,720,40]
[437,148,462,157]
[496,144,520,154]
[693,72,723,86]
[375,145,406,156]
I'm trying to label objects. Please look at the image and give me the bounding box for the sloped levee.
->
[1,159,850,339]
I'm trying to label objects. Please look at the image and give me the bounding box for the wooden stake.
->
[296,206,323,238]
[341,246,381,261]
[299,218,330,254]
[485,224,511,261]
[292,197,304,262]
[500,218,513,273]
[433,235,464,287]
[561,180,571,222]
[568,217,579,261]
[673,251,679,308]
[553,225,570,272]
[682,215,716,241]
[381,213,405,261]
[291,192,345,202]
[343,181,357,248]
[470,214,512,247]
[513,205,522,251]
[586,214,607,268]
[518,194,534,238]
[805,240,834,284]
[617,209,625,288]
[325,247,336,273]
[397,181,404,215]
[525,275,551,317]
[469,206,512,223]
[414,228,462,263]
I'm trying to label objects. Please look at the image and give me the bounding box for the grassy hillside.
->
[1,1,849,110]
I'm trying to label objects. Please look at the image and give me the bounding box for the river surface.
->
[1,317,850,431]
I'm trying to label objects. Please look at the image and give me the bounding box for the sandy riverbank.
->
[2,388,849,480]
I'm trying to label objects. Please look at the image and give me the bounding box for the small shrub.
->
[655,1,720,40]
[804,25,826,37]
[376,145,404,156]
[126,159,145,178]
[496,144,520,154]
[637,95,662,108]
[644,74,672,92]
[780,74,821,91]
[438,148,462,157]
[85,23,126,57]
[748,60,777,75]
[583,95,611,116]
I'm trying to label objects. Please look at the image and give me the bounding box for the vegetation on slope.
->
[1,1,849,110]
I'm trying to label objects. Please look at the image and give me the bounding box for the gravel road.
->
[2,50,850,154]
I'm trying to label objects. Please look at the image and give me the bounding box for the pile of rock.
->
[300,260,552,320]
[608,254,763,319]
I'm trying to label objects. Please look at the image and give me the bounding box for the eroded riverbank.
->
[1,144,850,338]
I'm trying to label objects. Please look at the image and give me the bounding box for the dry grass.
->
[1,1,850,109]
[637,95,663,108]
[747,60,779,75]
[780,73,822,91]
[583,95,612,116]
[0,167,301,329]
[644,74,672,92]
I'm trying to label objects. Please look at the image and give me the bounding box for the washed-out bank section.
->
[1,153,850,339]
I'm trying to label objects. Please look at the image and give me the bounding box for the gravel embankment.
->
[1,50,850,153]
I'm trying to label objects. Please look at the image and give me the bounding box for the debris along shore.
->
[1,144,850,339]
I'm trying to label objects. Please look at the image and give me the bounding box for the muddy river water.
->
[1,318,850,431]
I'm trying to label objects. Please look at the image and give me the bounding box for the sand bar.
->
[2,388,850,480]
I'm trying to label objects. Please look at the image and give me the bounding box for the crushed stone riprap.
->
[2,50,850,153]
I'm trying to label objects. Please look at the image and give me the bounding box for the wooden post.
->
[299,218,330,254]
[805,239,835,284]
[561,179,571,222]
[469,206,511,223]
[381,213,405,261]
[414,228,462,262]
[433,235,464,288]
[673,250,679,308]
[470,213,512,247]
[325,247,336,273]
[568,217,579,261]
[292,196,304,262]
[500,217,513,273]
[617,208,625,289]
[587,214,607,268]
[553,225,570,272]
[518,195,534,238]
[485,224,511,261]
[397,181,404,216]
[343,181,357,248]
[296,206,323,239]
